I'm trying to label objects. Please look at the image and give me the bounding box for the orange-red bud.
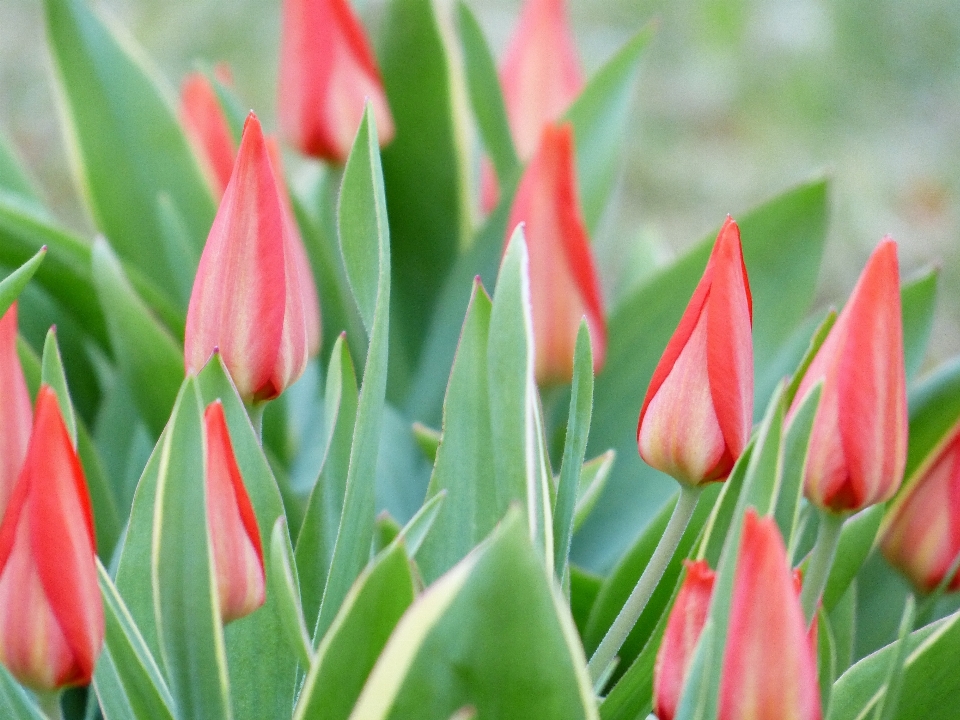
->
[0,386,103,691]
[0,303,31,519]
[180,70,236,199]
[637,217,753,486]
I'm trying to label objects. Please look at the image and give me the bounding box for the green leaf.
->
[395,490,447,559]
[296,335,359,628]
[40,326,77,445]
[818,605,839,715]
[565,24,654,231]
[268,518,313,669]
[378,0,470,389]
[555,322,595,581]
[822,505,884,611]
[774,384,822,551]
[411,421,441,463]
[293,544,415,720]
[416,280,497,583]
[0,134,43,207]
[871,595,916,720]
[903,356,960,486]
[579,180,829,572]
[674,620,715,720]
[348,510,599,719]
[44,0,215,290]
[901,267,938,382]
[784,311,835,409]
[94,560,176,720]
[0,245,45,319]
[0,667,44,720]
[91,237,183,438]
[830,582,858,678]
[570,565,603,637]
[316,109,392,642]
[456,1,519,183]
[156,194,200,310]
[152,378,231,720]
[78,411,122,557]
[573,450,616,532]
[828,609,960,720]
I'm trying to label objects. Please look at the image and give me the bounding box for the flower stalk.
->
[800,509,845,624]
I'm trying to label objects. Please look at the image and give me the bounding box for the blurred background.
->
[2,0,960,657]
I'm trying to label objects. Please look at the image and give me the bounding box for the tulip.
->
[788,239,907,512]
[204,400,265,623]
[654,559,715,720]
[0,386,103,691]
[180,70,237,198]
[185,112,311,403]
[505,122,606,385]
[481,0,585,212]
[637,217,753,486]
[719,509,822,720]
[880,425,960,593]
[0,303,31,519]
[278,0,394,163]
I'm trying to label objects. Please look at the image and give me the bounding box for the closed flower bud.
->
[180,69,237,198]
[278,0,394,163]
[0,386,103,691]
[880,425,960,593]
[0,303,31,518]
[637,217,753,486]
[788,239,907,512]
[204,400,265,623]
[719,509,822,720]
[505,122,606,385]
[185,113,311,402]
[481,0,584,212]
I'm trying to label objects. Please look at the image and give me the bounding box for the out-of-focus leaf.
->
[578,180,829,572]
[0,245,46,322]
[152,379,231,720]
[268,518,313,669]
[411,421,441,463]
[573,450,616,532]
[94,560,175,720]
[315,109,392,643]
[903,356,960,486]
[0,666,44,720]
[44,0,215,291]
[565,24,654,231]
[830,582,858,678]
[296,336,359,628]
[0,134,42,207]
[91,238,183,438]
[555,322,594,581]
[348,510,598,719]
[901,267,938,382]
[818,605,839,714]
[156,194,200,310]
[293,544,415,720]
[822,505,883,611]
[378,0,469,393]
[417,281,497,583]
[456,1,519,183]
[570,565,603,638]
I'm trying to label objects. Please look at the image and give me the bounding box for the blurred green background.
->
[2,0,959,659]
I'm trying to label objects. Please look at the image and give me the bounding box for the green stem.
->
[800,509,845,624]
[35,691,63,720]
[244,401,266,442]
[587,484,702,684]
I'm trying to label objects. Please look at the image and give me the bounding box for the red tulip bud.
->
[505,122,606,385]
[637,217,753,486]
[0,386,103,691]
[204,401,265,623]
[278,0,394,163]
[185,113,311,402]
[481,0,585,212]
[880,425,960,593]
[0,303,31,519]
[180,70,237,199]
[788,239,907,512]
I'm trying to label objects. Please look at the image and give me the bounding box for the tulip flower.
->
[278,0,394,163]
[654,559,715,720]
[180,70,237,198]
[880,425,960,593]
[637,217,753,486]
[204,400,265,623]
[789,239,907,512]
[185,112,311,403]
[505,122,606,385]
[719,509,822,720]
[481,0,585,212]
[0,386,103,691]
[0,303,31,519]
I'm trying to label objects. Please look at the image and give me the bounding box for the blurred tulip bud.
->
[0,386,103,691]
[0,303,31,519]
[637,217,753,486]
[204,400,265,623]
[880,425,960,593]
[719,509,822,720]
[180,70,237,198]
[789,238,907,512]
[278,0,394,163]
[505,122,606,385]
[185,113,311,403]
[481,0,584,212]
[654,559,715,720]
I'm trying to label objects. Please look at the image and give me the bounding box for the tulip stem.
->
[587,484,702,685]
[800,509,845,625]
[36,691,63,720]
[245,401,266,441]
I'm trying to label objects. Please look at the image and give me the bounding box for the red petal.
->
[0,303,31,519]
[180,72,237,198]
